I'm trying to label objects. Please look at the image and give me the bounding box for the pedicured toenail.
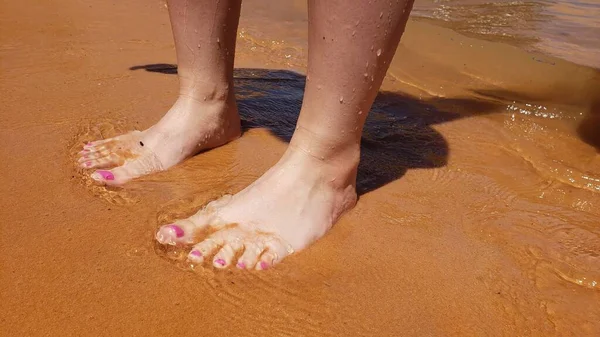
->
[215,258,226,266]
[236,262,246,269]
[260,261,269,270]
[190,250,202,257]
[167,224,184,238]
[91,170,114,181]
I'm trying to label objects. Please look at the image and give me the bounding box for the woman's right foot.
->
[78,95,241,185]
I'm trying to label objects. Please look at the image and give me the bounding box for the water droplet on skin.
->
[377,49,382,56]
[370,45,374,51]
[339,96,344,103]
[306,75,310,81]
[352,88,356,92]
[380,12,383,18]
[358,110,363,115]
[352,30,356,37]
[217,38,220,43]
[371,75,374,82]
[366,61,369,68]
[203,96,207,101]
[363,72,368,78]
[355,20,360,26]
[197,44,201,48]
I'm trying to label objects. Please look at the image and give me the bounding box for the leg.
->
[156,0,414,270]
[79,0,242,185]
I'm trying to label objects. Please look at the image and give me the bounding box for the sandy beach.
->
[1,0,599,336]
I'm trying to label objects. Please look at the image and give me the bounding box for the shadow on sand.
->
[130,64,503,194]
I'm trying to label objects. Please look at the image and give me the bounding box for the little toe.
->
[256,238,293,270]
[236,241,265,270]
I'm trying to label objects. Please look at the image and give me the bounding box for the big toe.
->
[156,211,216,245]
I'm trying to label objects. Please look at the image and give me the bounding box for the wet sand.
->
[412,0,600,69]
[1,0,599,336]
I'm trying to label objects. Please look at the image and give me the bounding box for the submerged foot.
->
[155,146,358,270]
[78,96,240,185]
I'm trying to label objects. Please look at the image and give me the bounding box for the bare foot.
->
[155,146,358,270]
[78,96,240,185]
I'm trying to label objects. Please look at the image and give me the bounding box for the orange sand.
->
[1,0,598,336]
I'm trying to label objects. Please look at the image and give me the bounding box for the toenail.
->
[236,262,246,269]
[215,258,226,266]
[167,224,184,238]
[190,250,202,257]
[91,170,114,181]
[260,261,269,270]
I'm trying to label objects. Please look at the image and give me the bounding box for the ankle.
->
[289,125,361,164]
[178,77,234,104]
[285,137,360,192]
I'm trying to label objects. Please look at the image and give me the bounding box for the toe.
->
[188,236,223,264]
[84,137,115,148]
[78,147,110,162]
[156,217,211,246]
[212,238,244,269]
[256,238,293,270]
[236,241,265,270]
[187,248,205,264]
[90,169,117,184]
[83,153,123,169]
[80,144,109,156]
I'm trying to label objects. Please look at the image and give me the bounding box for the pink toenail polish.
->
[260,261,269,270]
[236,262,246,269]
[92,170,114,181]
[167,224,184,238]
[190,250,202,257]
[215,258,226,266]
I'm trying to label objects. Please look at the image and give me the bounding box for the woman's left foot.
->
[155,146,358,270]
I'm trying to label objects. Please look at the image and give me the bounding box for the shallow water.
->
[413,0,600,68]
[1,0,599,336]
